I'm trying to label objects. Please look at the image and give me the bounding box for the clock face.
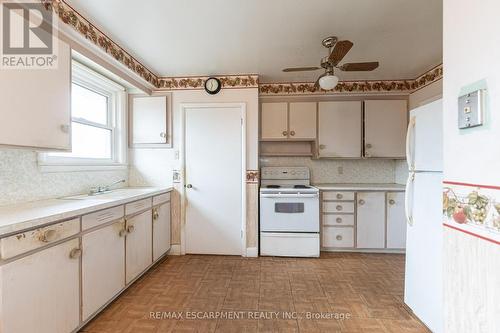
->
[204,77,221,95]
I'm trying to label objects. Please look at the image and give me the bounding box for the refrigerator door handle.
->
[405,172,415,226]
[406,116,416,171]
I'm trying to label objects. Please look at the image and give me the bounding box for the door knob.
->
[185,184,193,189]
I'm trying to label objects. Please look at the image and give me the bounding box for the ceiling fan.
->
[283,36,379,90]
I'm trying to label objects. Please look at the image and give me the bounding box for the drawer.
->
[82,206,124,230]
[323,214,354,226]
[323,201,355,213]
[125,198,152,216]
[0,218,80,260]
[322,226,354,248]
[153,192,171,206]
[322,191,355,201]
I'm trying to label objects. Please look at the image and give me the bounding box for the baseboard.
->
[168,244,181,255]
[246,247,258,257]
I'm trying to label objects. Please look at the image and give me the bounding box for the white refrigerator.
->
[404,99,443,333]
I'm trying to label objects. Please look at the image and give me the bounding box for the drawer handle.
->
[336,193,343,199]
[69,248,82,259]
[282,130,288,136]
[336,217,342,223]
[336,235,343,241]
[336,205,343,211]
[358,199,365,205]
[389,199,396,205]
[290,130,296,136]
[127,225,135,234]
[39,229,57,243]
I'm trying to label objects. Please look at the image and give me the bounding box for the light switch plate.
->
[458,90,485,129]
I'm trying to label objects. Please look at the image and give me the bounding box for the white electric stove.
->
[259,167,320,257]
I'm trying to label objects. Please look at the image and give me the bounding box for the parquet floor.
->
[80,252,430,333]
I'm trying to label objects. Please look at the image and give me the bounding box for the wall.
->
[0,148,128,206]
[443,0,500,332]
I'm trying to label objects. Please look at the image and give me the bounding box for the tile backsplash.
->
[0,148,128,206]
[260,157,402,184]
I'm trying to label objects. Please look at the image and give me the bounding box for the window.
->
[39,61,126,171]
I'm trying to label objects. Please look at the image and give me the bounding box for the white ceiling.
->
[67,0,442,83]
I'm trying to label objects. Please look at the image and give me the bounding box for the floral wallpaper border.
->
[157,75,259,90]
[246,170,259,183]
[443,182,500,243]
[259,64,443,95]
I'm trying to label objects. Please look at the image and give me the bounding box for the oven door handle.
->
[260,193,319,198]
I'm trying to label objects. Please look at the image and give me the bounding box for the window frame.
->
[39,61,127,172]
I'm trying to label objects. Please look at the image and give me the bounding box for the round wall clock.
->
[204,77,222,95]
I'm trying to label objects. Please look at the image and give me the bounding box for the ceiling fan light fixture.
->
[319,74,339,90]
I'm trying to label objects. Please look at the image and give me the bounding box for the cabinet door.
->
[364,100,408,158]
[318,101,362,158]
[356,192,386,248]
[0,239,80,333]
[126,210,153,284]
[261,102,288,139]
[153,202,171,261]
[131,96,168,144]
[0,39,71,150]
[82,220,126,320]
[289,102,316,140]
[386,192,407,249]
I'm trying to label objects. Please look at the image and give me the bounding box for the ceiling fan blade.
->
[282,67,320,72]
[328,40,353,65]
[338,61,379,71]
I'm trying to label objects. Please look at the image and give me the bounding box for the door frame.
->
[180,102,247,256]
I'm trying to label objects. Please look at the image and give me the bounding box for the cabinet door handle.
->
[389,199,396,205]
[336,193,343,199]
[366,143,372,149]
[127,225,135,233]
[60,124,70,133]
[336,235,343,241]
[160,132,167,138]
[358,199,365,205]
[290,130,296,136]
[336,205,343,211]
[119,229,127,237]
[39,229,57,243]
[282,130,288,136]
[153,208,159,220]
[69,248,82,259]
[319,144,326,150]
[336,217,342,223]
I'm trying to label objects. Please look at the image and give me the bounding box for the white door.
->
[364,100,408,158]
[404,172,443,333]
[356,192,386,248]
[185,105,243,255]
[386,192,406,249]
[153,202,171,261]
[0,239,80,333]
[82,221,126,320]
[318,101,362,158]
[132,96,168,144]
[408,99,443,172]
[289,102,316,140]
[125,210,153,283]
[261,102,288,139]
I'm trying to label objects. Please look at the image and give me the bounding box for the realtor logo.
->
[1,1,58,69]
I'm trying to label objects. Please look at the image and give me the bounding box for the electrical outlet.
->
[337,166,343,175]
[175,150,180,160]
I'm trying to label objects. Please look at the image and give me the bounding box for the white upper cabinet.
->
[289,102,316,140]
[318,101,362,158]
[0,39,71,150]
[130,95,171,147]
[261,102,288,139]
[364,100,408,158]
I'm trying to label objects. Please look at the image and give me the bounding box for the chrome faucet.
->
[89,179,125,195]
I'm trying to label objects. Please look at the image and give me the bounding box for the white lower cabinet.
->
[356,192,386,248]
[0,238,80,333]
[386,192,407,249]
[82,220,126,320]
[126,210,153,284]
[153,202,171,261]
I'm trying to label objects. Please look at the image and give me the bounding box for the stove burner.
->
[294,185,310,189]
[266,185,281,189]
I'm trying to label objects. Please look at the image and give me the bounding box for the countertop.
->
[313,183,406,191]
[0,187,173,237]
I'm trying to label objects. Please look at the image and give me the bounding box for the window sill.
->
[39,164,128,173]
